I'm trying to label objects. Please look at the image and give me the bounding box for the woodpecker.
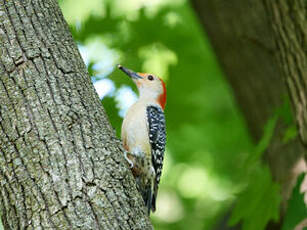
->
[118,64,166,215]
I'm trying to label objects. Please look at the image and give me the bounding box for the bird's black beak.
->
[117,64,143,79]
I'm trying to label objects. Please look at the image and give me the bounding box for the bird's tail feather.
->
[136,177,154,215]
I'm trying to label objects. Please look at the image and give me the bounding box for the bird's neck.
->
[137,96,160,107]
[135,96,162,111]
[138,88,166,110]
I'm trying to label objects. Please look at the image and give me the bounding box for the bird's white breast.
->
[121,101,151,155]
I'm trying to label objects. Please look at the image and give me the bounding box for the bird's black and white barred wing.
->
[146,105,166,211]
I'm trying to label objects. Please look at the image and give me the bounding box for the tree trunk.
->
[0,0,152,229]
[263,0,307,148]
[190,0,306,228]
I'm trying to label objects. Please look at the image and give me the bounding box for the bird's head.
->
[118,65,166,109]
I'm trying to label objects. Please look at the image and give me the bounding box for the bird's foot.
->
[124,151,134,168]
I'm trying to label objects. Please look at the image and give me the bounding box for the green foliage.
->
[282,124,297,143]
[277,95,298,143]
[229,166,281,230]
[282,173,307,230]
[252,114,278,162]
[228,102,302,230]
[229,115,281,230]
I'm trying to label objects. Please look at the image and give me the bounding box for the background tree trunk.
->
[190,0,306,229]
[0,0,152,229]
[263,1,307,148]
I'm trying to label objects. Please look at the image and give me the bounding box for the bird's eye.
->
[147,75,154,81]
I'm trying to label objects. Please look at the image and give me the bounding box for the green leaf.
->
[282,173,307,230]
[229,166,281,230]
[282,124,298,143]
[229,114,282,230]
[253,115,278,160]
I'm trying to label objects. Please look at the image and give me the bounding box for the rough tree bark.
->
[0,0,152,229]
[190,0,306,229]
[264,1,307,148]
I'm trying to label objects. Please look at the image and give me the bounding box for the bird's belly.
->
[122,107,151,155]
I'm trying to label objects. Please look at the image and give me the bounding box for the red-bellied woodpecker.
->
[118,64,166,215]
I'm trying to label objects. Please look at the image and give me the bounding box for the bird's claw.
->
[124,151,134,168]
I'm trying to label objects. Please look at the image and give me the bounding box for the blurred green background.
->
[0,0,305,230]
